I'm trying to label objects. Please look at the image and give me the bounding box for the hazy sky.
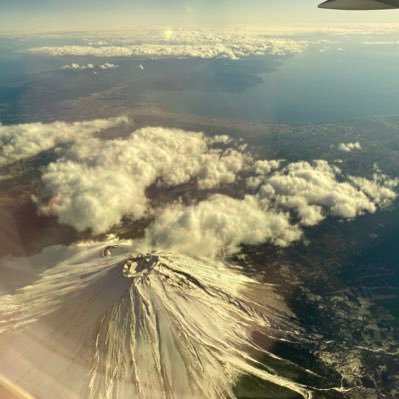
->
[1,0,399,33]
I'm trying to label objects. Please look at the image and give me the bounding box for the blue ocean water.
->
[144,44,399,123]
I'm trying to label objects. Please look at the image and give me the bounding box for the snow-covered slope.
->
[0,239,313,399]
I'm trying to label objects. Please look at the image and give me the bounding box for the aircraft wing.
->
[319,0,399,9]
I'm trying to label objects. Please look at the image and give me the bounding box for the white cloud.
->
[142,195,301,258]
[61,63,82,70]
[23,25,399,62]
[338,142,362,152]
[3,116,396,256]
[98,62,119,70]
[253,160,397,225]
[39,127,247,234]
[61,62,118,71]
[362,40,399,45]
[0,116,128,166]
[141,160,398,257]
[349,173,398,208]
[25,29,311,60]
[246,159,281,190]
[62,63,95,70]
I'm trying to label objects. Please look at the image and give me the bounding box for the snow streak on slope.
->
[0,239,314,399]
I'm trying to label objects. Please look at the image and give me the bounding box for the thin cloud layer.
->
[0,116,128,166]
[22,25,399,61]
[25,29,310,60]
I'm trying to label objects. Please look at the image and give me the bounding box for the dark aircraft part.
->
[319,0,399,9]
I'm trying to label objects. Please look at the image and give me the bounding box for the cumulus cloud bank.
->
[25,29,310,60]
[253,160,397,223]
[338,142,362,152]
[143,195,302,258]
[3,117,397,257]
[39,127,246,234]
[142,160,398,257]
[0,116,128,166]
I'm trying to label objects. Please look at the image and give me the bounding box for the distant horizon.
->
[2,0,399,34]
[1,22,399,36]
